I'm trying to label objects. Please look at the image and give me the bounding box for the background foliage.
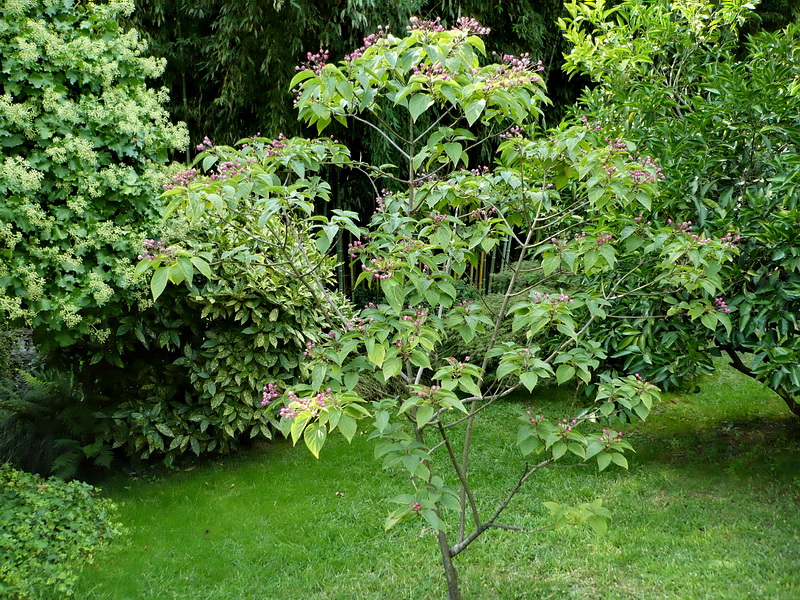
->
[560,0,800,414]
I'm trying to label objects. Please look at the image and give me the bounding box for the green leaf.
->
[202,154,218,172]
[368,343,386,368]
[520,371,539,392]
[408,94,434,122]
[597,452,612,471]
[551,441,567,460]
[381,278,405,313]
[556,364,576,385]
[385,508,408,530]
[338,414,357,442]
[542,254,561,276]
[700,312,718,331]
[177,257,194,282]
[416,405,435,428]
[587,515,608,536]
[421,509,447,531]
[190,256,212,278]
[155,423,174,437]
[150,267,170,301]
[465,99,486,126]
[443,142,462,165]
[304,422,327,458]
[610,453,628,469]
[382,357,403,379]
[290,413,311,445]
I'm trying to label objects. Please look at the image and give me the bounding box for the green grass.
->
[76,363,800,599]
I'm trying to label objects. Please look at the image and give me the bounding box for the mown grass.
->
[76,363,800,599]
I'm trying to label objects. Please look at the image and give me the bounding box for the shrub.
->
[0,0,188,352]
[102,137,353,464]
[0,464,121,599]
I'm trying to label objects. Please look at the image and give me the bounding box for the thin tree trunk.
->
[437,529,461,600]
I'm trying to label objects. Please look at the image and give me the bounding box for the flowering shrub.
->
[0,0,188,352]
[124,134,353,464]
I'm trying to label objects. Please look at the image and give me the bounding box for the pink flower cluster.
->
[484,52,544,91]
[462,165,490,176]
[363,257,395,280]
[407,16,446,33]
[719,232,742,247]
[261,383,280,406]
[429,211,446,225]
[348,240,365,259]
[631,155,665,183]
[454,16,490,35]
[297,48,329,75]
[196,136,214,151]
[209,159,253,181]
[444,356,471,371]
[416,384,441,398]
[558,418,578,434]
[344,26,387,62]
[411,61,451,81]
[580,115,603,132]
[162,168,198,190]
[714,297,731,313]
[402,305,429,328]
[605,137,629,152]
[469,206,496,220]
[138,239,177,261]
[279,388,335,419]
[262,133,289,158]
[524,411,545,425]
[500,125,523,139]
[596,233,614,245]
[531,291,574,306]
[399,234,424,252]
[667,219,715,245]
[374,189,392,214]
[347,313,376,332]
[599,429,624,444]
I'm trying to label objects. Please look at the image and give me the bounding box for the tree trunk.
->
[436,529,461,600]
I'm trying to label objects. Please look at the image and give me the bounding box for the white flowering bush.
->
[0,0,188,350]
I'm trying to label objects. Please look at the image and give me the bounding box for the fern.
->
[0,367,113,479]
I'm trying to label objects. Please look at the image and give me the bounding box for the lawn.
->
[76,362,800,599]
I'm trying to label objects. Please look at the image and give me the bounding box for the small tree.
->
[560,0,800,415]
[148,18,735,598]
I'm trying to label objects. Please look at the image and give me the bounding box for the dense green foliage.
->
[0,463,120,599]
[561,0,800,414]
[0,0,188,350]
[113,136,351,464]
